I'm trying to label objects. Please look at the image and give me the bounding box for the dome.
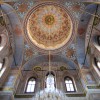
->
[24,2,74,53]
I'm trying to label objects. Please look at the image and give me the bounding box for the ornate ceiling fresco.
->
[7,1,85,62]
[6,1,85,64]
[24,2,74,52]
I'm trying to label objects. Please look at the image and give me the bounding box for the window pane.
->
[26,78,36,93]
[0,46,3,51]
[26,85,31,92]
[30,85,35,92]
[67,87,71,91]
[68,80,72,83]
[32,81,36,84]
[0,63,2,70]
[70,84,74,88]
[97,61,100,69]
[47,75,54,84]
[65,77,75,92]
[66,84,70,88]
[28,80,35,85]
[71,87,74,91]
[46,74,55,90]
[28,81,33,85]
[65,80,69,83]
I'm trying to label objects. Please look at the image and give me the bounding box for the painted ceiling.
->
[6,1,85,64]
[1,0,97,69]
[24,3,73,51]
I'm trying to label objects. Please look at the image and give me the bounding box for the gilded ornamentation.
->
[45,15,55,25]
[18,3,28,13]
[24,44,34,61]
[0,16,5,26]
[25,3,73,51]
[33,66,41,71]
[60,66,67,71]
[66,48,74,58]
[66,43,76,61]
[93,15,100,26]
[13,1,34,18]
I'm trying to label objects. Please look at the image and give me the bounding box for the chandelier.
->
[34,89,68,100]
[32,6,69,99]
[33,51,68,100]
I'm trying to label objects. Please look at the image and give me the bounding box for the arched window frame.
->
[0,62,3,71]
[0,58,5,72]
[64,76,76,92]
[45,72,56,89]
[0,34,7,51]
[94,57,100,71]
[25,77,36,93]
[0,58,7,78]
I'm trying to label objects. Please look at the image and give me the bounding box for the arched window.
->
[97,61,100,69]
[65,77,75,92]
[0,58,6,77]
[26,77,36,93]
[0,58,5,71]
[0,62,3,71]
[94,57,100,70]
[0,34,7,51]
[46,73,55,90]
[97,35,100,46]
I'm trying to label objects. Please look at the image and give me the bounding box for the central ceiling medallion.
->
[24,2,75,53]
[45,15,55,25]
